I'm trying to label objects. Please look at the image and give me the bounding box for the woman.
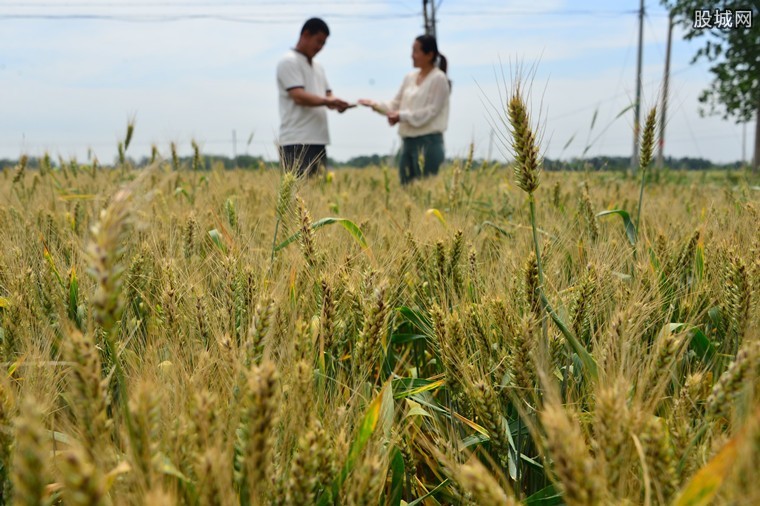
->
[359,35,450,185]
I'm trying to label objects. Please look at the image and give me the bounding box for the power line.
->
[548,66,693,122]
[2,3,717,160]
[0,12,418,22]
[1,1,411,6]
[0,6,671,22]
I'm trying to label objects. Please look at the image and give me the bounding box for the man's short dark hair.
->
[301,17,329,36]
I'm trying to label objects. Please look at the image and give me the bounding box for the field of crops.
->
[1,104,759,505]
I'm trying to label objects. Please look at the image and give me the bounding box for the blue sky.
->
[0,0,754,164]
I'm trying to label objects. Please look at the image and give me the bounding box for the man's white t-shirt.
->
[277,49,331,146]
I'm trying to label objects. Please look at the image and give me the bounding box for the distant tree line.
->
[0,153,748,172]
[542,155,745,171]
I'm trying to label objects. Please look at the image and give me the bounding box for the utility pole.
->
[232,129,237,163]
[487,129,494,163]
[631,0,645,172]
[431,0,437,38]
[423,0,430,35]
[754,106,760,171]
[422,0,437,37]
[657,10,673,170]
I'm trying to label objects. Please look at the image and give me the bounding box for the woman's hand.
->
[387,111,400,126]
[359,99,389,115]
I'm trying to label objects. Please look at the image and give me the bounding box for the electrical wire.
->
[0,1,723,160]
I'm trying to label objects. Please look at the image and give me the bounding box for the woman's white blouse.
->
[378,67,450,138]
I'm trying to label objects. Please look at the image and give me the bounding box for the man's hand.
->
[287,88,351,110]
[325,96,350,111]
[387,111,400,126]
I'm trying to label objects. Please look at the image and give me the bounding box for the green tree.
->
[663,1,760,170]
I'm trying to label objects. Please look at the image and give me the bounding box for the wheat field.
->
[0,101,759,506]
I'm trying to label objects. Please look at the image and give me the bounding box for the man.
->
[277,17,349,176]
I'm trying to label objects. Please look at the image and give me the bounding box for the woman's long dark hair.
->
[415,34,447,74]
